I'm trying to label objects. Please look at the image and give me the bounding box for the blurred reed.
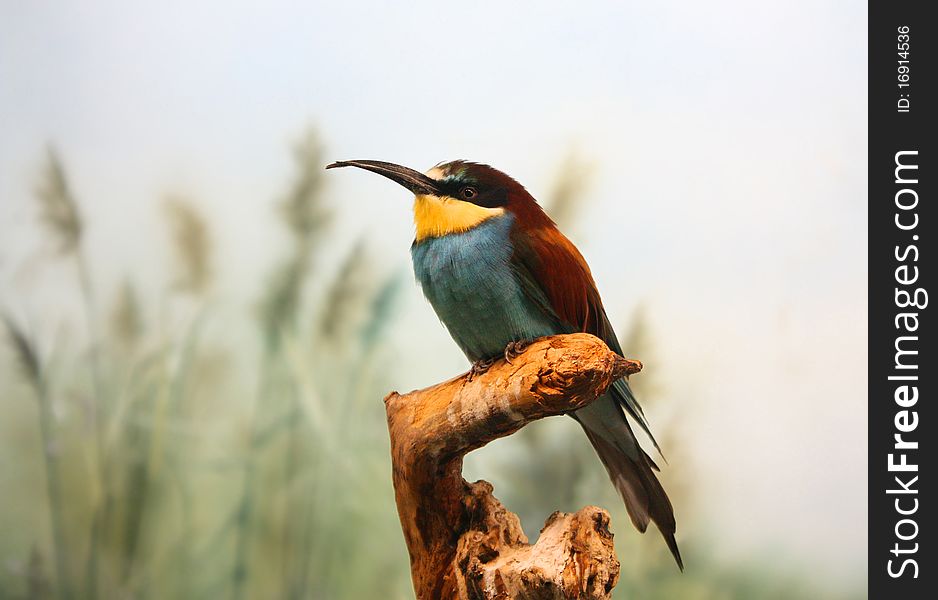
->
[35,146,113,599]
[164,198,213,296]
[109,281,143,352]
[0,129,414,600]
[35,147,82,255]
[2,316,72,600]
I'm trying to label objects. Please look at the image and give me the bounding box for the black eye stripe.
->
[444,179,506,208]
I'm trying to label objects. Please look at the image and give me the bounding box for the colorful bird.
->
[327,159,681,569]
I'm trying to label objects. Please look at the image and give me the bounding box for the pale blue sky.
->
[1,0,867,585]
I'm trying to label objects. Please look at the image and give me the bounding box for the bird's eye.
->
[459,186,478,200]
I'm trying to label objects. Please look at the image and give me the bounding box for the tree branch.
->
[384,333,639,599]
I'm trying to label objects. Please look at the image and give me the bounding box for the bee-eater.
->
[327,159,681,569]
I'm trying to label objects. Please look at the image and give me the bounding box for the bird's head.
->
[326,159,543,241]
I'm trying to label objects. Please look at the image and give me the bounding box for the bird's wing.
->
[509,224,662,455]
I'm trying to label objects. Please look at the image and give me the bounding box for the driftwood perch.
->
[384,333,642,599]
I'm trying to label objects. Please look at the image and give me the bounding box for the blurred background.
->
[1,1,867,599]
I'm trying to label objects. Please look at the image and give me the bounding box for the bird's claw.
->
[503,339,531,365]
[467,341,531,380]
[467,358,495,381]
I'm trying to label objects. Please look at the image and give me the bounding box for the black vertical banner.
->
[869,1,934,597]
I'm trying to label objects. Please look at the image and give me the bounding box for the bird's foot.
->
[467,358,495,381]
[504,339,532,365]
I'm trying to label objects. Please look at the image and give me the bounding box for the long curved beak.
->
[326,160,442,196]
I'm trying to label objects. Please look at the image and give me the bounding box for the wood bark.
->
[384,333,642,599]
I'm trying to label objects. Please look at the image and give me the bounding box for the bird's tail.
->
[575,396,683,570]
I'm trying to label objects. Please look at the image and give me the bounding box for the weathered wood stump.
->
[384,333,642,599]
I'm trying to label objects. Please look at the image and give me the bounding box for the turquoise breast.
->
[411,214,561,362]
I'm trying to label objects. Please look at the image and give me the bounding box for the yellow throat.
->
[412,194,504,241]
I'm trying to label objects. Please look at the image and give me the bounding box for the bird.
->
[326,159,681,570]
